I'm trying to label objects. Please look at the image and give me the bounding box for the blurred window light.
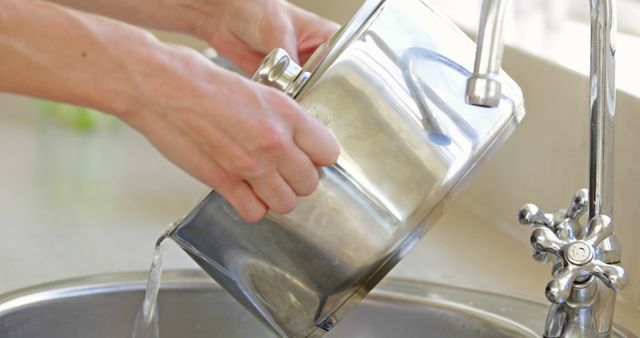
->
[430,0,640,96]
[431,0,640,39]
[567,0,640,37]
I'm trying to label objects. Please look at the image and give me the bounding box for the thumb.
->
[259,19,299,64]
[224,1,299,62]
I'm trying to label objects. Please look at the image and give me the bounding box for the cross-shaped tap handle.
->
[518,189,589,240]
[530,215,627,304]
[518,189,589,263]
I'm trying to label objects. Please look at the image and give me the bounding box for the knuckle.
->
[213,176,241,198]
[235,156,262,177]
[283,107,304,127]
[200,165,229,190]
[218,184,266,223]
[266,89,301,121]
[259,124,290,154]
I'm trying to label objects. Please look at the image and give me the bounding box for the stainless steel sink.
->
[0,271,634,338]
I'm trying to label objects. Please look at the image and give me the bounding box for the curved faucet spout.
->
[472,0,623,336]
[468,0,617,221]
[465,0,508,108]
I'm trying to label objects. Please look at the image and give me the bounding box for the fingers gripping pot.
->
[165,0,526,337]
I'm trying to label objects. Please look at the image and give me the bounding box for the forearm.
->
[1,0,339,221]
[44,0,222,38]
[0,0,178,118]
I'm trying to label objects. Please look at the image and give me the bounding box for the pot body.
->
[169,0,526,337]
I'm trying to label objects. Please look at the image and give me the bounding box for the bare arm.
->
[45,0,339,73]
[44,0,220,38]
[0,0,160,116]
[0,0,340,222]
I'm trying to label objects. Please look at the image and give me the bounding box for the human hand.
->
[201,0,340,74]
[0,0,339,223]
[125,46,340,222]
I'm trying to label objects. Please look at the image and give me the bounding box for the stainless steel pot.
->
[166,0,526,337]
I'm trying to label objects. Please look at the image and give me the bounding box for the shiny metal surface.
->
[251,48,308,96]
[527,215,627,304]
[168,0,525,337]
[474,0,618,221]
[500,0,622,335]
[465,0,508,108]
[0,271,635,338]
[520,191,627,338]
[588,0,616,221]
[519,189,590,243]
[587,0,622,280]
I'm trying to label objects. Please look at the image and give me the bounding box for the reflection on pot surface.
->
[169,0,526,337]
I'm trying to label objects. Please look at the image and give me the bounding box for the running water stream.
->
[132,239,168,338]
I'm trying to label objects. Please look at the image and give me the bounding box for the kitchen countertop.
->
[1,94,637,334]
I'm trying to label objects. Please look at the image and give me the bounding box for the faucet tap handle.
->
[565,189,589,221]
[519,203,559,262]
[529,215,628,304]
[519,189,589,242]
[518,203,554,228]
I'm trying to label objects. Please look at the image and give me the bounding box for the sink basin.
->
[0,271,634,338]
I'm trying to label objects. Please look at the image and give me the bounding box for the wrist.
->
[92,30,166,123]
[115,39,236,128]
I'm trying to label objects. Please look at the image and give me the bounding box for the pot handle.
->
[251,49,308,97]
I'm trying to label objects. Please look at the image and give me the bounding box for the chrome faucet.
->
[467,0,628,337]
[465,0,508,108]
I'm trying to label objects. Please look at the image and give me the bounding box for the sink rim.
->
[0,270,634,338]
